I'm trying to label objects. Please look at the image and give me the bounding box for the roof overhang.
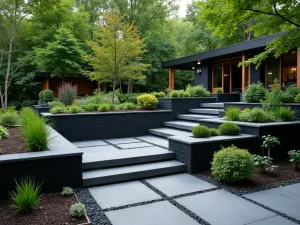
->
[161,32,284,69]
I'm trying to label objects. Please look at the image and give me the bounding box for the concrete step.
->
[200,103,224,109]
[148,128,191,138]
[177,114,218,121]
[82,147,175,170]
[82,160,186,186]
[164,121,198,131]
[189,108,221,115]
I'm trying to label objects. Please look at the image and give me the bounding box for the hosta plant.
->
[288,150,300,170]
[0,125,9,139]
[252,155,277,172]
[261,135,280,158]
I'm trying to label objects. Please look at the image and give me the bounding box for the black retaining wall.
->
[44,110,173,141]
[157,97,216,119]
[169,136,259,173]
[211,93,242,102]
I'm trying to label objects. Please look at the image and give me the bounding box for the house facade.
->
[162,33,300,93]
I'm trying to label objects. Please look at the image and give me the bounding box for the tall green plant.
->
[58,83,77,105]
[9,177,42,213]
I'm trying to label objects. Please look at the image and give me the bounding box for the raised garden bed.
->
[211,93,241,102]
[0,193,90,225]
[199,159,300,192]
[0,127,82,200]
[43,110,173,141]
[223,102,300,119]
[168,134,259,173]
[0,127,29,155]
[157,97,216,119]
[197,118,300,159]
[33,105,50,114]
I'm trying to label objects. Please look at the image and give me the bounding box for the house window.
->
[266,57,280,88]
[213,64,222,88]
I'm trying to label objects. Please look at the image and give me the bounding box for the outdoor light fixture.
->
[197,69,202,74]
[292,68,297,71]
[223,73,229,77]
[192,67,195,70]
[197,60,201,65]
[267,72,272,75]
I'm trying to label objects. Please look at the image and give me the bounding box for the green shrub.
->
[58,82,77,105]
[137,94,158,109]
[170,90,180,98]
[0,125,9,139]
[219,122,240,135]
[152,92,165,98]
[48,101,65,108]
[215,88,223,94]
[98,103,115,112]
[118,93,138,104]
[39,90,54,102]
[0,112,19,127]
[225,106,240,121]
[22,100,36,107]
[209,128,219,136]
[118,102,137,110]
[285,86,300,101]
[274,106,295,121]
[50,106,66,114]
[239,107,274,123]
[82,103,99,111]
[211,145,254,182]
[186,84,210,97]
[62,187,74,196]
[262,80,282,111]
[20,108,51,151]
[66,105,85,114]
[252,155,277,172]
[243,82,267,103]
[288,150,300,163]
[8,100,22,109]
[295,93,300,103]
[183,91,190,97]
[70,203,86,217]
[192,125,211,138]
[9,177,42,213]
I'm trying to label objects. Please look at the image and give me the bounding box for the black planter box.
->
[157,97,216,119]
[169,134,259,173]
[0,127,82,200]
[197,118,300,159]
[224,102,300,119]
[33,104,50,114]
[211,93,242,103]
[43,110,173,141]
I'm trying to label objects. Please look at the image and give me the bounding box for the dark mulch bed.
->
[0,194,88,225]
[0,127,30,155]
[199,160,300,190]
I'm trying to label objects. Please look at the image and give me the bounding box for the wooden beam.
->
[98,83,101,92]
[221,64,224,93]
[242,53,246,92]
[169,68,175,91]
[45,77,49,90]
[229,61,232,93]
[297,49,300,87]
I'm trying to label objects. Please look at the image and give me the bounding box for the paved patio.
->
[73,137,300,225]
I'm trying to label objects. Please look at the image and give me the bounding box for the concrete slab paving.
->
[88,181,161,209]
[245,216,297,225]
[81,145,119,154]
[117,142,153,149]
[176,190,275,225]
[106,138,141,145]
[280,183,300,195]
[136,135,169,148]
[146,173,216,196]
[244,187,300,220]
[105,201,201,225]
[72,140,108,148]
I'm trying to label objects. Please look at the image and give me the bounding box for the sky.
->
[177,0,192,17]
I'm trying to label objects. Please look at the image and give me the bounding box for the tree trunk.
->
[119,81,122,94]
[268,147,271,158]
[127,80,130,93]
[4,39,13,110]
[112,77,116,104]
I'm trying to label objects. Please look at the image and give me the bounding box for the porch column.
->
[242,53,246,92]
[169,67,175,91]
[297,49,300,87]
[98,83,101,92]
[45,77,49,90]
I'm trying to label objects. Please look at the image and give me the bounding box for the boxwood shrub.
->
[209,128,219,136]
[242,83,267,103]
[137,94,158,109]
[219,122,240,135]
[211,145,255,182]
[186,84,210,97]
[192,125,211,138]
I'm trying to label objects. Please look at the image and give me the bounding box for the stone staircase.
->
[149,103,224,138]
[81,145,185,187]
